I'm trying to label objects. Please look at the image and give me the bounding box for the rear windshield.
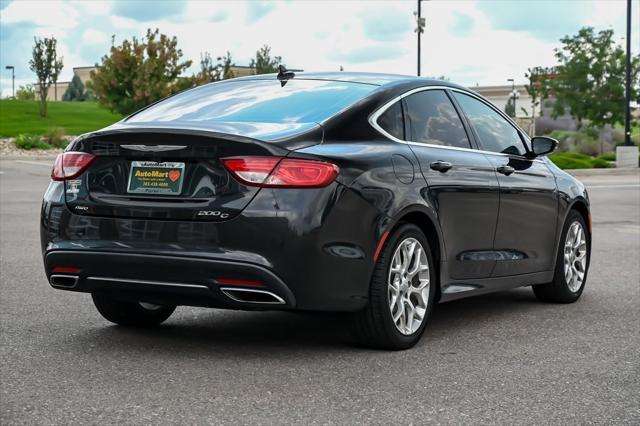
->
[126,79,376,124]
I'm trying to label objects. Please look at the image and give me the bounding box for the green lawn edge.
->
[0,100,123,137]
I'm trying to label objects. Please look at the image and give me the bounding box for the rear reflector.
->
[215,277,265,287]
[373,231,390,262]
[52,266,81,273]
[51,152,95,181]
[222,156,338,188]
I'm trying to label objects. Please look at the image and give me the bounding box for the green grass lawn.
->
[0,100,123,137]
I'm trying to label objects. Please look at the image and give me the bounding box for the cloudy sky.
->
[0,0,638,97]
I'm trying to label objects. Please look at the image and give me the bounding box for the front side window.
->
[376,101,404,140]
[453,92,526,156]
[403,90,471,148]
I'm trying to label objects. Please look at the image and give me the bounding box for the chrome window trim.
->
[368,85,542,162]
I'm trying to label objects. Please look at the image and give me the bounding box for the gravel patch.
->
[0,137,68,159]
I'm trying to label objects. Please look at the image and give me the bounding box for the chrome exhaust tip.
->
[220,287,286,305]
[49,274,79,289]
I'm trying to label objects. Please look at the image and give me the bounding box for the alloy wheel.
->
[563,221,588,293]
[388,237,430,335]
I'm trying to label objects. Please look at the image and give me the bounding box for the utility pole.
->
[414,0,425,76]
[624,0,632,146]
[617,0,638,167]
[5,66,15,98]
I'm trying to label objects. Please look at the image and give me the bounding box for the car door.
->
[398,88,501,280]
[451,91,558,276]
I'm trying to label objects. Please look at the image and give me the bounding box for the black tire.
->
[532,210,590,303]
[352,223,436,350]
[91,293,176,326]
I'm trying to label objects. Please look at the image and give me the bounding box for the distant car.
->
[41,72,591,349]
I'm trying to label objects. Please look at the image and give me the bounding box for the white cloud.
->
[82,29,109,45]
[1,0,79,28]
[0,0,636,98]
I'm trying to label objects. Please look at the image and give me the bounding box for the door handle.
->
[430,160,453,172]
[497,165,515,176]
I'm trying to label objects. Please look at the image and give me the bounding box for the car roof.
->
[232,71,467,90]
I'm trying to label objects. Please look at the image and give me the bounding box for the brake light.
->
[51,152,95,181]
[222,157,338,188]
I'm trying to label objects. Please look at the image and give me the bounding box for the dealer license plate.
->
[127,161,185,195]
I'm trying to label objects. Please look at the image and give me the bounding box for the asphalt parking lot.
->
[1,159,639,424]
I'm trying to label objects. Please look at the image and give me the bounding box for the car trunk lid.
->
[64,123,322,221]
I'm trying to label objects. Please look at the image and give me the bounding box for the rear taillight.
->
[51,152,95,181]
[222,157,338,188]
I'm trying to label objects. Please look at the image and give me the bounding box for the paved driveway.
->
[1,160,639,424]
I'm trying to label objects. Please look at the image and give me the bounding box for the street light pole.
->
[5,66,15,98]
[417,0,421,76]
[507,78,515,118]
[624,0,632,146]
[414,0,425,76]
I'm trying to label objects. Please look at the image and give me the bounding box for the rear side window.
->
[453,92,526,156]
[403,90,471,148]
[376,101,404,140]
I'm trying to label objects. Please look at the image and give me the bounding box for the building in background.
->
[37,66,95,101]
[470,84,537,119]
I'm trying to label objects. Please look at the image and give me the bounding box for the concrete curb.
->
[565,168,640,177]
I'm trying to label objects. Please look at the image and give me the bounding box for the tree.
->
[89,29,192,115]
[545,27,640,129]
[524,66,554,113]
[524,66,556,135]
[175,51,236,92]
[63,74,87,101]
[29,36,63,117]
[250,45,282,74]
[16,84,36,101]
[177,52,221,90]
[218,51,235,80]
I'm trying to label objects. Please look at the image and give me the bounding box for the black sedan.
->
[41,72,591,349]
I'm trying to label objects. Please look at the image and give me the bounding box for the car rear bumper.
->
[41,182,385,311]
[44,250,296,309]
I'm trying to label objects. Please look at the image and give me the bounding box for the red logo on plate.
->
[168,170,181,182]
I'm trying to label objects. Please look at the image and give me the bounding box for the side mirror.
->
[529,136,558,158]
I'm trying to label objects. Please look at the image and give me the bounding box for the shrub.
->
[547,130,595,153]
[577,140,601,156]
[591,157,611,168]
[14,134,52,150]
[612,128,625,144]
[598,152,616,161]
[15,84,36,101]
[43,127,67,148]
[549,152,612,169]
